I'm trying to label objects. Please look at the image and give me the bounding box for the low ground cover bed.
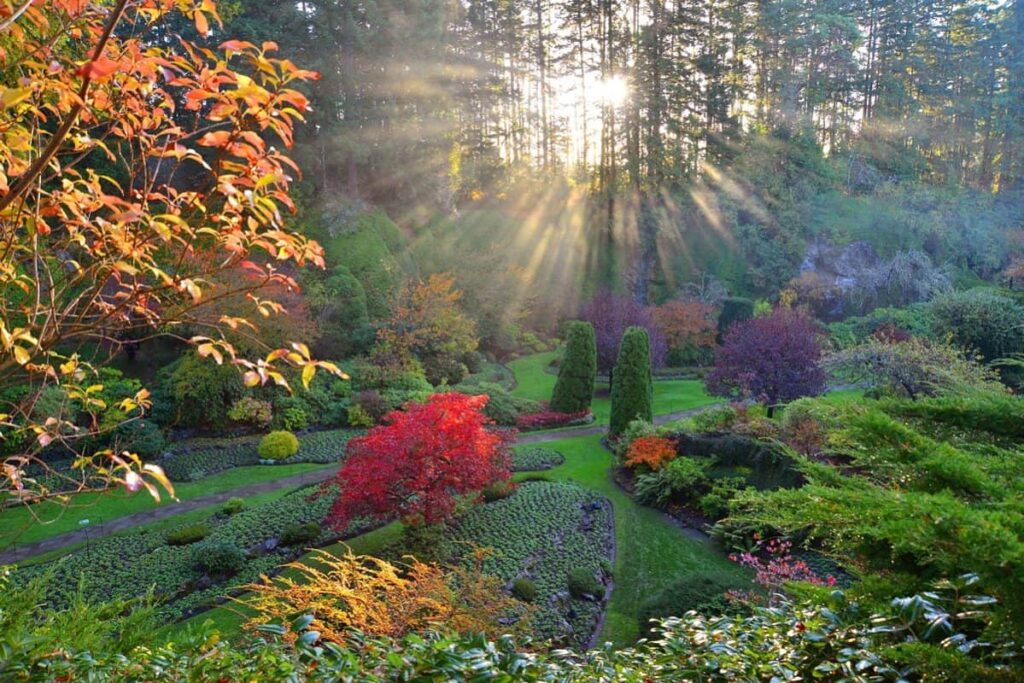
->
[15,484,369,623]
[161,428,359,481]
[438,480,613,647]
[511,447,566,471]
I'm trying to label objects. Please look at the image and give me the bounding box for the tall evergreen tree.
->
[551,321,598,413]
[609,326,653,436]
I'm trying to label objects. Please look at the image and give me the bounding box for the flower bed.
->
[515,404,592,431]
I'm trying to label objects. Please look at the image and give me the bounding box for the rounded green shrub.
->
[165,523,210,546]
[193,539,247,576]
[639,572,745,635]
[511,577,537,602]
[258,431,300,461]
[567,568,605,600]
[550,321,597,414]
[222,497,246,516]
[482,479,516,502]
[610,327,653,437]
[280,521,321,546]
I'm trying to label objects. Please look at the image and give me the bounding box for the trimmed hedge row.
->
[161,428,359,481]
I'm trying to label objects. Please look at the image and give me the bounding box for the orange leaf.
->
[78,57,120,80]
[194,10,209,35]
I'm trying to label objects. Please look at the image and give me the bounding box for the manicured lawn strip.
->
[513,436,749,647]
[508,351,559,401]
[0,463,330,548]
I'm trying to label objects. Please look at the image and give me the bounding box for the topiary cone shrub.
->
[258,430,300,461]
[550,321,597,414]
[610,327,654,437]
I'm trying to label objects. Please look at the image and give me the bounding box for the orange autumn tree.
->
[0,0,338,506]
[625,436,677,470]
[651,300,717,364]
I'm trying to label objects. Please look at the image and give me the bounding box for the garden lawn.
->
[513,435,748,646]
[0,462,330,548]
[509,352,717,428]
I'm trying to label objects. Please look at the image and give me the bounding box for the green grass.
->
[508,351,559,401]
[512,436,747,646]
[509,351,717,428]
[0,462,331,548]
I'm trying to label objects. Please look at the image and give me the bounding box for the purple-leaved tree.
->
[706,307,826,415]
[579,290,667,371]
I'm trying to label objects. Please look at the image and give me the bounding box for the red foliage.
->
[515,404,592,430]
[325,393,512,528]
[624,436,677,470]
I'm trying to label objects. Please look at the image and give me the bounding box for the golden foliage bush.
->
[238,547,531,643]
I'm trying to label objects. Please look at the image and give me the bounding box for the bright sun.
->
[593,75,629,107]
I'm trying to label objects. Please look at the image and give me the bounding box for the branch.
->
[0,0,131,214]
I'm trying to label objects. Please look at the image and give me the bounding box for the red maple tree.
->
[324,393,513,529]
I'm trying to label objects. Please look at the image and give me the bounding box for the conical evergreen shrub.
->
[550,321,597,414]
[610,326,653,436]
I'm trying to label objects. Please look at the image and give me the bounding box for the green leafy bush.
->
[223,498,246,516]
[634,457,709,508]
[567,567,605,600]
[639,572,746,635]
[227,397,273,427]
[511,577,537,602]
[550,321,597,414]
[279,521,321,547]
[930,288,1024,363]
[482,479,516,502]
[166,352,245,428]
[610,327,653,437]
[165,523,211,546]
[717,297,754,340]
[258,431,300,461]
[346,404,375,428]
[193,540,247,576]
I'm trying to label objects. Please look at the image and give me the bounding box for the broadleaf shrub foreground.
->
[4,571,1019,681]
